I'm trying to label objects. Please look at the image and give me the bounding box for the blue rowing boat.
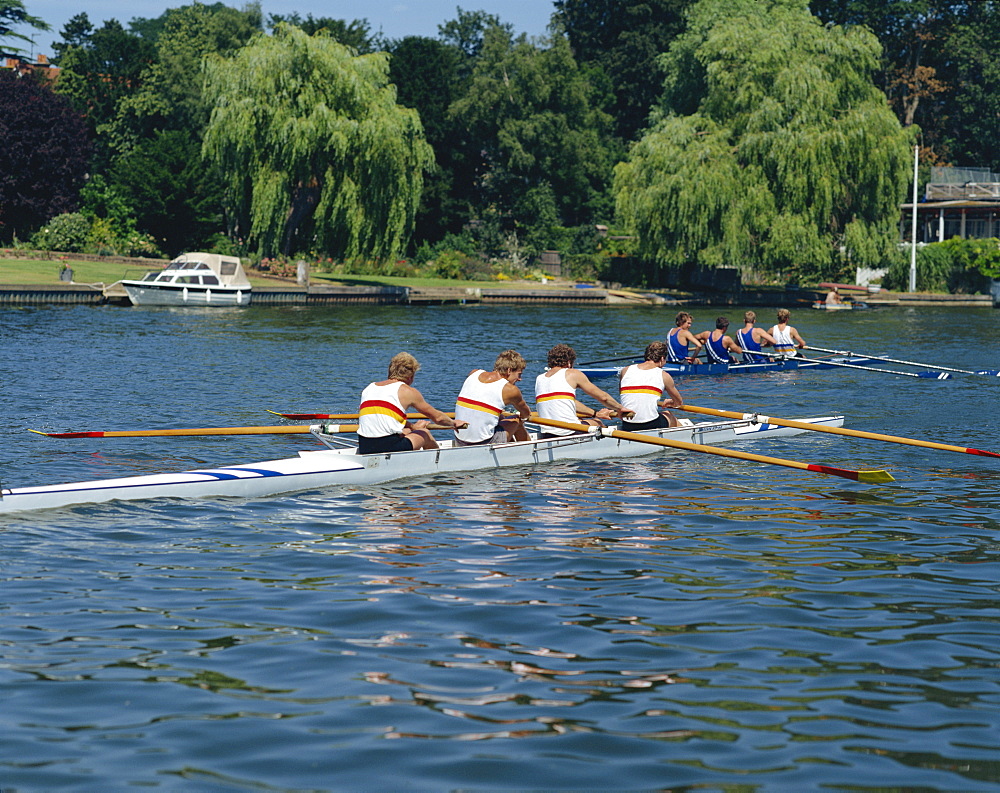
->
[580,356,879,379]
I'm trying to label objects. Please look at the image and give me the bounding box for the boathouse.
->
[901,166,1000,243]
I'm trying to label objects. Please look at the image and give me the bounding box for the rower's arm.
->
[572,370,626,413]
[402,385,464,428]
[660,373,684,408]
[503,384,532,419]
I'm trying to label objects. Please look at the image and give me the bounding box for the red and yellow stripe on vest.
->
[456,396,503,417]
[536,390,575,405]
[359,399,407,426]
[620,384,662,397]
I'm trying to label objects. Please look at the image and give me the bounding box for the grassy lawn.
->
[0,257,153,285]
[1,257,578,290]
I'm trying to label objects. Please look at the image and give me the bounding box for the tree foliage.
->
[202,24,434,260]
[0,71,91,243]
[553,0,693,140]
[110,130,224,254]
[615,0,912,281]
[389,35,465,243]
[0,0,47,54]
[449,27,620,254]
[106,2,262,154]
[267,12,376,51]
[52,17,155,169]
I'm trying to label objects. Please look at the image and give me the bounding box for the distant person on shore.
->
[618,341,685,430]
[666,311,703,364]
[825,287,843,305]
[357,352,466,454]
[769,308,807,357]
[535,344,631,439]
[453,349,532,446]
[736,311,777,364]
[695,316,742,364]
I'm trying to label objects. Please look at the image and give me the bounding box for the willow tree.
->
[613,0,914,282]
[202,24,433,260]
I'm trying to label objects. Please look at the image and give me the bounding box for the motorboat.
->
[117,252,252,306]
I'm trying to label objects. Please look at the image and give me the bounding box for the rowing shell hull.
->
[580,357,875,379]
[0,416,842,514]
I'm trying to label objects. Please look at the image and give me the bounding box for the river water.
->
[1,302,999,791]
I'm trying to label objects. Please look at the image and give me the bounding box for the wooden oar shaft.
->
[807,346,997,376]
[269,411,455,420]
[33,425,318,438]
[34,422,457,439]
[528,417,893,483]
[675,405,1000,459]
[314,423,451,433]
[753,349,946,379]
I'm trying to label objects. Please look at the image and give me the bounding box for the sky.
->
[16,0,557,59]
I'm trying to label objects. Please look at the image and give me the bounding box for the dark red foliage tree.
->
[0,70,91,243]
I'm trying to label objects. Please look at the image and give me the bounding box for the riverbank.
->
[1,253,994,307]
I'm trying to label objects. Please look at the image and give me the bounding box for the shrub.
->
[884,238,1000,292]
[31,213,91,252]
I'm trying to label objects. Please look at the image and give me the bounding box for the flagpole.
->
[909,144,918,293]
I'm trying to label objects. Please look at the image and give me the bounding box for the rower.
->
[768,308,807,357]
[357,352,466,454]
[618,341,685,429]
[453,350,532,446]
[695,316,741,364]
[666,311,703,364]
[534,344,630,439]
[825,287,842,305]
[736,311,777,364]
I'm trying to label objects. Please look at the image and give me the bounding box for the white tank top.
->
[358,381,406,438]
[619,365,664,423]
[454,370,507,443]
[535,368,578,436]
[770,324,796,353]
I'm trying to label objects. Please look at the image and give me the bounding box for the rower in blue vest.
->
[695,316,743,364]
[665,311,703,364]
[736,311,777,364]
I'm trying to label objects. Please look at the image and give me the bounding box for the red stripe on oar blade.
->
[967,447,1000,458]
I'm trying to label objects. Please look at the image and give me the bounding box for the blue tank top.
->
[666,329,689,363]
[737,328,766,364]
[705,332,732,364]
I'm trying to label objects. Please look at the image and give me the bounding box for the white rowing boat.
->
[0,416,843,514]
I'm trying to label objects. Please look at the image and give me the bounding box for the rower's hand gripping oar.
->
[807,346,1000,377]
[752,349,950,379]
[527,416,893,483]
[675,404,1000,459]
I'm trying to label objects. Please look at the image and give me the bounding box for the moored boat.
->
[812,300,867,310]
[116,252,252,307]
[579,356,876,379]
[0,415,842,514]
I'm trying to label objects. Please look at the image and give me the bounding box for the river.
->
[1,302,998,791]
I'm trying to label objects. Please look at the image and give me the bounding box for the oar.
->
[268,410,455,420]
[527,416,893,483]
[752,349,950,379]
[576,354,642,366]
[675,404,1000,459]
[808,346,1000,377]
[32,425,320,438]
[32,422,455,439]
